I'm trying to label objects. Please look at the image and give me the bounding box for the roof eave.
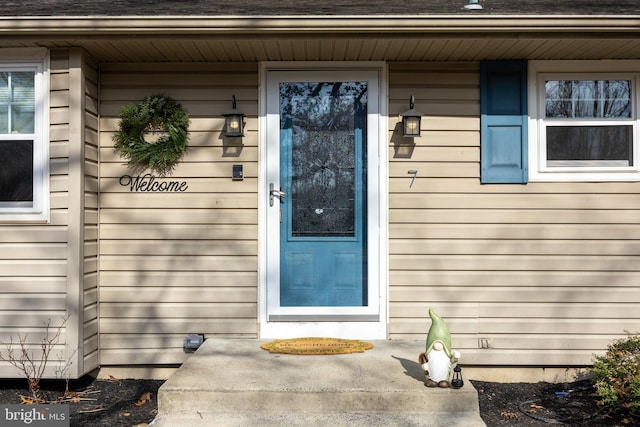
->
[1,15,640,36]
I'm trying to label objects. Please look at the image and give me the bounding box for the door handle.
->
[269,183,286,206]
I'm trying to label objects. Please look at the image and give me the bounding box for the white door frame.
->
[258,62,388,339]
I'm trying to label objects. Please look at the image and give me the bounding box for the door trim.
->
[258,62,388,339]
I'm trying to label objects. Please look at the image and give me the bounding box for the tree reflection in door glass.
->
[280,82,367,237]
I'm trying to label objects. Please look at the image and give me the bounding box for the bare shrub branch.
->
[0,315,70,402]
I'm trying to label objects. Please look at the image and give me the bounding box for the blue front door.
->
[279,81,368,307]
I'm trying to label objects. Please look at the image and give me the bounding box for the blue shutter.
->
[480,60,528,183]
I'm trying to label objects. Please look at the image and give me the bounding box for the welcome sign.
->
[119,174,189,192]
[1,405,69,426]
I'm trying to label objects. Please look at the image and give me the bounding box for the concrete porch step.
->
[153,339,486,427]
[152,410,485,426]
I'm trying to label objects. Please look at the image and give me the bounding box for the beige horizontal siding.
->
[0,227,69,243]
[99,162,259,179]
[98,193,256,209]
[100,209,256,224]
[100,255,255,272]
[391,271,640,287]
[100,240,257,256]
[101,303,257,318]
[0,277,67,293]
[0,243,68,258]
[100,224,257,240]
[101,287,256,303]
[0,49,74,378]
[100,271,256,287]
[390,208,640,224]
[391,224,640,240]
[100,319,257,335]
[392,255,640,272]
[100,146,259,164]
[391,239,640,256]
[388,62,640,365]
[98,62,259,365]
[99,349,191,365]
[392,302,640,320]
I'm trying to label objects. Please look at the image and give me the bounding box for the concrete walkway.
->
[153,339,486,427]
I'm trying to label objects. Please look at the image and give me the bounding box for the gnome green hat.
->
[425,307,456,362]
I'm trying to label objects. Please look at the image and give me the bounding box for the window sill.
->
[0,213,50,223]
[529,171,640,182]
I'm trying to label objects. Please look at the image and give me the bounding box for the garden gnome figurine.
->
[418,307,461,388]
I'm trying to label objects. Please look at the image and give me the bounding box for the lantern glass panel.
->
[225,115,243,136]
[403,116,421,136]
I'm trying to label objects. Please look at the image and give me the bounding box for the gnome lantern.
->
[451,365,464,389]
[418,307,462,388]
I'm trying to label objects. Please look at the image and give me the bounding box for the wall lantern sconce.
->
[223,95,246,137]
[400,96,423,137]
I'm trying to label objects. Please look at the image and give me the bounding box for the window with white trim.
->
[0,49,49,221]
[529,61,640,181]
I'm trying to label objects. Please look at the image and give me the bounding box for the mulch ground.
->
[472,379,637,426]
[0,376,163,427]
[0,377,635,426]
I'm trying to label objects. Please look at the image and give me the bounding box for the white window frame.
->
[0,48,49,222]
[529,60,640,182]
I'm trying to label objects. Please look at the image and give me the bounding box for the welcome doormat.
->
[260,337,374,355]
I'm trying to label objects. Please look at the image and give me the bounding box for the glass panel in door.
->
[279,81,367,307]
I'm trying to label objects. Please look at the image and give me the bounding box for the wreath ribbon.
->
[113,95,190,175]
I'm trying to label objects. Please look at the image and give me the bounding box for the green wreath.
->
[113,94,190,175]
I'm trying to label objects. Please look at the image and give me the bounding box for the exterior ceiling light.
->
[464,0,483,10]
[223,95,246,137]
[400,95,423,137]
